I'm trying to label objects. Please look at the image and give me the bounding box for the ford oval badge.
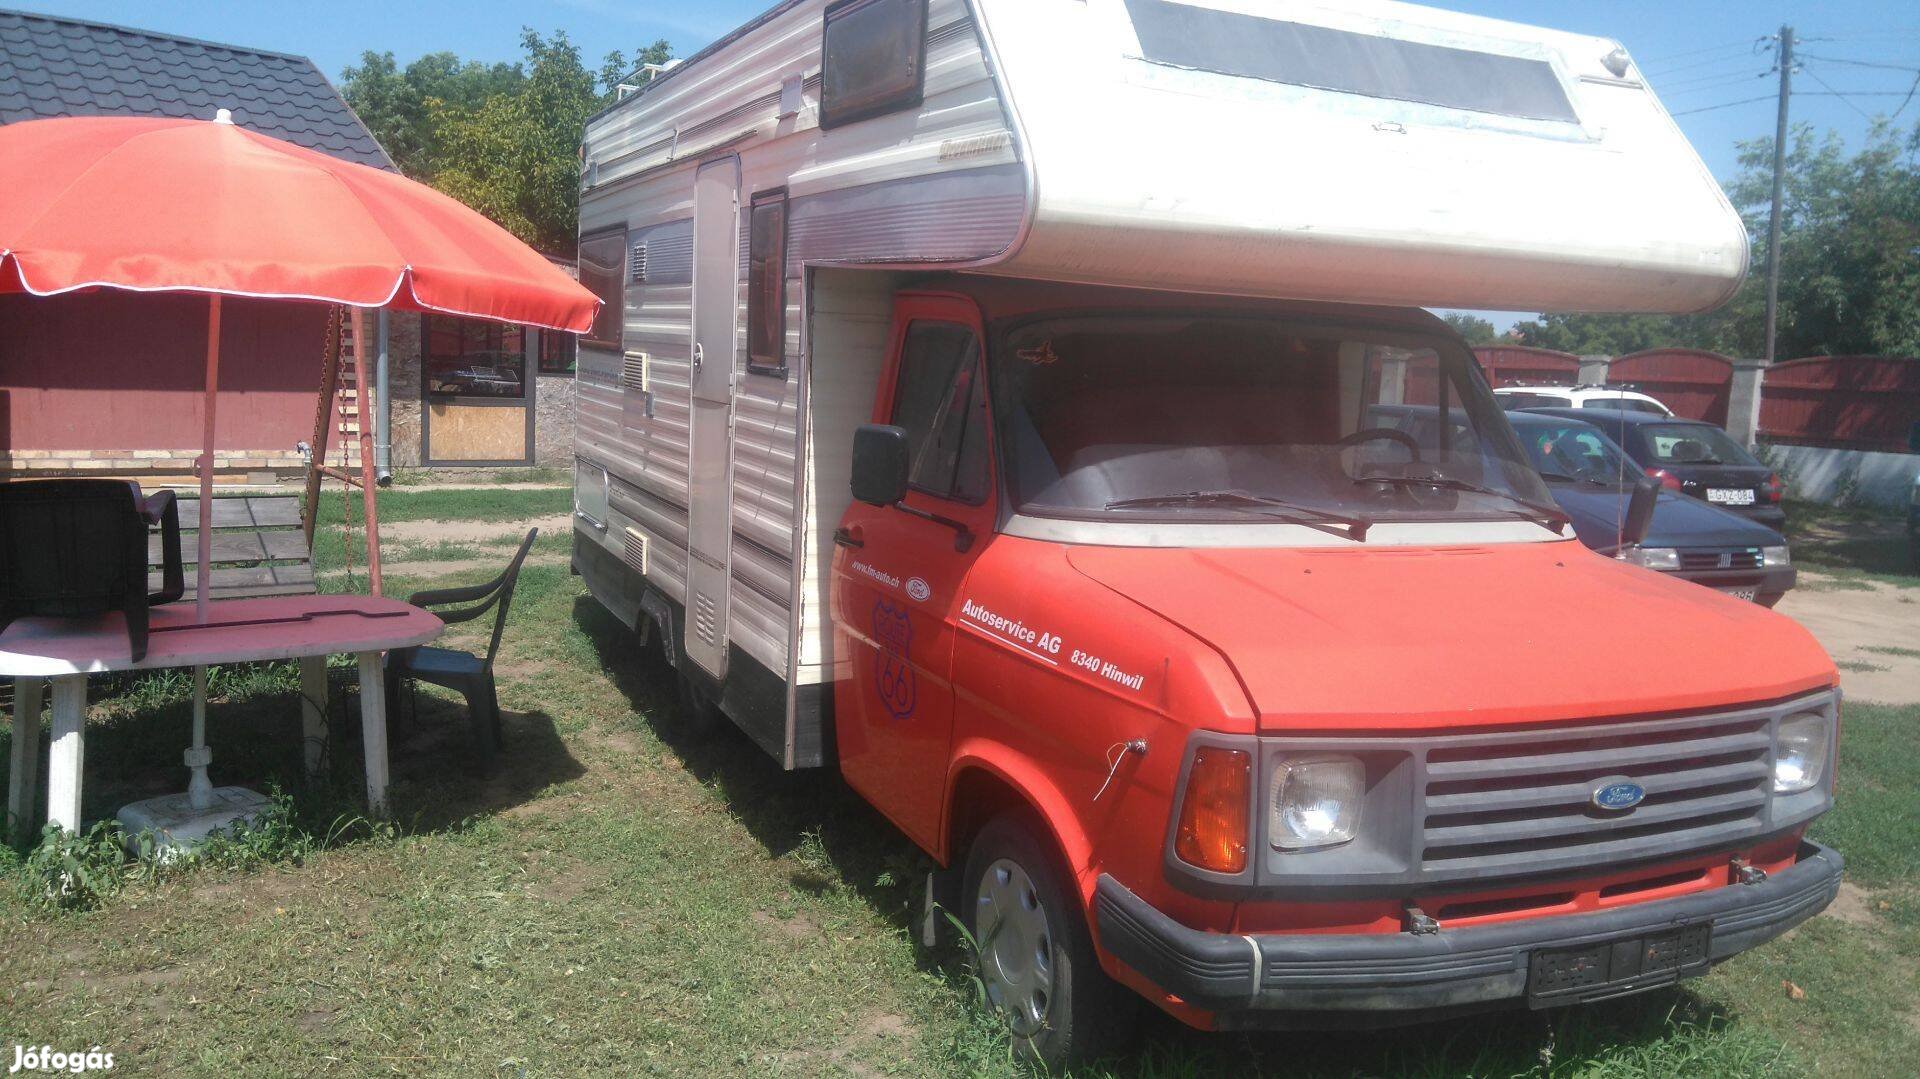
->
[1591,778,1646,812]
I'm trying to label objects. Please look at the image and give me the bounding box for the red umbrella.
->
[1,111,599,814]
[0,112,600,611]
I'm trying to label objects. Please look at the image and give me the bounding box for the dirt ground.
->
[1775,577,1920,705]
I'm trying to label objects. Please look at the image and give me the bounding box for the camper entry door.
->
[683,155,742,679]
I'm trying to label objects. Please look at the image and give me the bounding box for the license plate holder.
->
[1707,488,1756,505]
[1527,924,1712,1006]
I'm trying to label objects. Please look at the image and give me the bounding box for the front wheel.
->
[962,813,1134,1069]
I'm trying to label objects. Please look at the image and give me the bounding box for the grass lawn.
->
[2,487,1916,1075]
[1782,499,1917,590]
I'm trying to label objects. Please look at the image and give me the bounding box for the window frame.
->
[820,0,930,130]
[536,328,577,376]
[746,188,790,379]
[421,315,530,401]
[886,317,993,507]
[577,227,628,352]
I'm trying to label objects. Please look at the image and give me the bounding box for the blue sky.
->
[17,1,1920,323]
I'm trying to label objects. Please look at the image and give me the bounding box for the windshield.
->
[1638,423,1759,467]
[1513,419,1636,486]
[990,314,1553,529]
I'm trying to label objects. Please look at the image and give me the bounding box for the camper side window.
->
[821,0,928,129]
[747,191,788,377]
[578,229,626,352]
[892,321,990,504]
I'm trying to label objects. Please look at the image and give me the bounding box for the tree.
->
[341,51,523,178]
[339,31,678,253]
[1514,120,1919,359]
[428,29,606,251]
[1440,312,1501,345]
[599,38,675,95]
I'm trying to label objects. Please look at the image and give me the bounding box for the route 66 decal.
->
[873,598,916,719]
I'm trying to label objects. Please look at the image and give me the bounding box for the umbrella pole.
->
[350,308,382,595]
[186,294,222,810]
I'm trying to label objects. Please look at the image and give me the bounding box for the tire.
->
[962,812,1135,1069]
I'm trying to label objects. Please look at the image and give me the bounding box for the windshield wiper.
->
[1541,470,1613,488]
[1354,475,1571,535]
[1105,490,1370,541]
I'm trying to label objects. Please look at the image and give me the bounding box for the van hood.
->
[1065,538,1833,732]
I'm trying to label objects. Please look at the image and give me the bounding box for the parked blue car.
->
[1506,412,1795,606]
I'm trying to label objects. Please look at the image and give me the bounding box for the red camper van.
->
[571,0,1841,1066]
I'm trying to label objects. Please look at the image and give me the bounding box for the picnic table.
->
[4,595,442,840]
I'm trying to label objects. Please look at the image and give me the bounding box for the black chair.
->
[385,528,537,764]
[0,479,183,660]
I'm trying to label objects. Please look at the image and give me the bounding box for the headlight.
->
[1269,754,1364,851]
[1762,545,1791,567]
[1774,711,1832,793]
[1619,546,1681,570]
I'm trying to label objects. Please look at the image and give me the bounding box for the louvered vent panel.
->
[629,241,648,283]
[621,528,649,576]
[621,351,650,392]
[694,592,720,646]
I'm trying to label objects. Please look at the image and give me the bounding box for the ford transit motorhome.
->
[570,0,1841,1064]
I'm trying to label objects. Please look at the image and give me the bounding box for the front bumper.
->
[1096,840,1841,1024]
[1673,563,1795,602]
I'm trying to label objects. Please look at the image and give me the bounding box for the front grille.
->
[1419,712,1773,883]
[1679,550,1761,571]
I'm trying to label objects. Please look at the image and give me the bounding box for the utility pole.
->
[1762,25,1793,364]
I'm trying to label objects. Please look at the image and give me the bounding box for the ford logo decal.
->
[1591,778,1646,811]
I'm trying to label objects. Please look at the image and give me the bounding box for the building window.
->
[821,0,928,129]
[889,321,989,503]
[537,330,576,376]
[747,190,788,377]
[578,228,626,351]
[425,317,527,399]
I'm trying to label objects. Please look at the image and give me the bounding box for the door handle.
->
[833,527,864,549]
[691,341,704,377]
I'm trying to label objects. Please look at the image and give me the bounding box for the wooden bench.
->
[150,494,316,601]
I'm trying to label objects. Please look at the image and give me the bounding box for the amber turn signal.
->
[1174,747,1251,874]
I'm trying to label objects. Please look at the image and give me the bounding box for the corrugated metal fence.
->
[1470,346,1918,452]
[1758,356,1920,453]
[1474,346,1582,388]
[1606,349,1734,427]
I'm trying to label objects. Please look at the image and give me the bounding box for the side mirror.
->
[852,424,910,507]
[1623,474,1660,547]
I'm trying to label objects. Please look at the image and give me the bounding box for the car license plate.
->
[1721,587,1759,602]
[1707,488,1756,506]
[1528,924,1712,1006]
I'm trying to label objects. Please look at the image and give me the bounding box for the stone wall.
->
[384,311,424,469]
[534,371,576,467]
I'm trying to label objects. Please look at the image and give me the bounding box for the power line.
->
[1892,71,1920,120]
[1636,39,1753,66]
[1800,66,1876,120]
[1658,66,1771,91]
[1643,51,1763,79]
[1662,72,1772,97]
[1670,95,1775,116]
[1797,53,1920,74]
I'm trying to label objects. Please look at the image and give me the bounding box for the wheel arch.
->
[943,739,1097,905]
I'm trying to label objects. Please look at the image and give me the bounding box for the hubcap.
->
[974,857,1055,1037]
